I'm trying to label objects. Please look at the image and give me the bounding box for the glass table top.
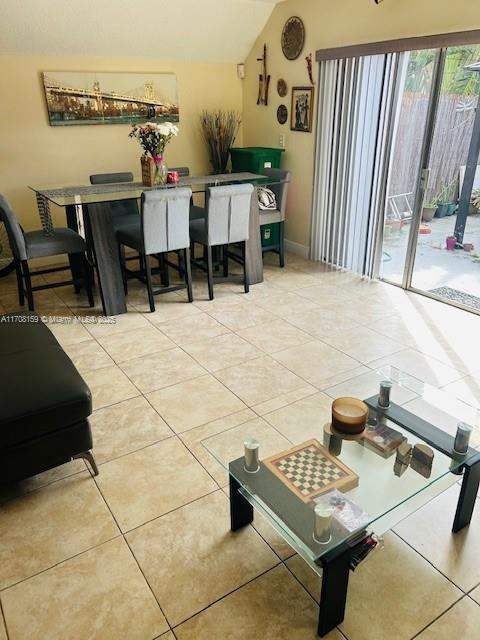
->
[29,172,284,207]
[202,366,480,571]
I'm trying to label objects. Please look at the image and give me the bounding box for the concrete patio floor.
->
[381,213,480,302]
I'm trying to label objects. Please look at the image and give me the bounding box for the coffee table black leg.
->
[453,456,480,533]
[229,474,253,531]
[318,546,351,637]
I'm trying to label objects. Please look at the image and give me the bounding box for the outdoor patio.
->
[381,212,480,305]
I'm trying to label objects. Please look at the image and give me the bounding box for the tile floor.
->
[1,252,480,640]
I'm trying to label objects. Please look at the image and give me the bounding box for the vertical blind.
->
[310,52,404,278]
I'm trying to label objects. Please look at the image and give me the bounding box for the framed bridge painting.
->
[42,71,179,126]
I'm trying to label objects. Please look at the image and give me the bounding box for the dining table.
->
[29,172,280,316]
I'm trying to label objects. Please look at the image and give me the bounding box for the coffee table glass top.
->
[202,366,479,572]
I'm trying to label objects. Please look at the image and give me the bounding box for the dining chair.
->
[116,188,193,312]
[259,168,291,267]
[189,183,253,300]
[0,194,94,311]
[90,171,140,231]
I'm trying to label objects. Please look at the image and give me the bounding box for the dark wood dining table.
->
[29,172,275,316]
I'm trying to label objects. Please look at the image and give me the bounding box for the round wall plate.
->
[277,78,288,97]
[277,104,288,125]
[281,16,305,61]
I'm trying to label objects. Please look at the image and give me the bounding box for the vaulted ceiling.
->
[0,0,286,63]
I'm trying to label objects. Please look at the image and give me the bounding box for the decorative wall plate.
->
[281,16,305,61]
[277,78,288,97]
[277,104,288,125]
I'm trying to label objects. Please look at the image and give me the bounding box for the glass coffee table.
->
[202,366,480,637]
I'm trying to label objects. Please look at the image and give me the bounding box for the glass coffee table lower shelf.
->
[202,366,480,638]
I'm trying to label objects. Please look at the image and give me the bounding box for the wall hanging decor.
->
[281,16,305,61]
[305,53,315,85]
[277,78,288,97]
[277,105,288,125]
[256,44,271,105]
[291,86,314,132]
[42,71,179,127]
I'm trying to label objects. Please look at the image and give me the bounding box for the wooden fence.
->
[388,93,479,206]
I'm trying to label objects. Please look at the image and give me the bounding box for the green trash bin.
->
[229,147,284,174]
[230,147,285,251]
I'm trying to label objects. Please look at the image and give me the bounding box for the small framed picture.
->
[291,86,314,132]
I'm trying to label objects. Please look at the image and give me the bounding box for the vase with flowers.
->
[129,122,179,186]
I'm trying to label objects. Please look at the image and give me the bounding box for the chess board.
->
[263,439,359,503]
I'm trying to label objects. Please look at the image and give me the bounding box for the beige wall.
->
[242,0,480,252]
[0,56,243,230]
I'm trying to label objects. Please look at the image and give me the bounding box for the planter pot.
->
[446,236,457,251]
[447,203,457,216]
[435,203,449,218]
[141,156,155,187]
[422,206,435,222]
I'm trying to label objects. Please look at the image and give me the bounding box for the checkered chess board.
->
[264,439,358,502]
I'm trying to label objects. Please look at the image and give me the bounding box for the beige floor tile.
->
[252,515,296,560]
[47,317,92,346]
[201,416,292,483]
[321,326,404,364]
[286,308,361,340]
[97,324,176,363]
[370,349,464,387]
[127,491,279,626]
[272,341,361,389]
[135,295,203,322]
[252,384,318,416]
[324,369,418,405]
[215,355,307,406]
[1,537,167,640]
[307,365,370,391]
[294,283,351,305]
[193,293,248,313]
[341,532,461,640]
[96,437,217,532]
[0,614,5,640]
[0,473,118,589]
[159,313,230,346]
[179,409,257,484]
[175,565,341,640]
[182,333,262,372]
[121,347,205,394]
[443,375,480,407]
[265,269,319,291]
[394,484,480,592]
[84,310,150,338]
[156,633,175,640]
[90,396,173,464]
[207,301,277,331]
[287,533,462,640]
[238,319,314,354]
[147,374,246,433]
[63,339,114,373]
[82,364,140,410]
[471,585,480,604]
[263,392,333,444]
[0,459,86,505]
[253,291,322,318]
[415,596,480,640]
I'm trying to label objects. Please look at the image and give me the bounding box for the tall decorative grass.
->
[200,110,241,174]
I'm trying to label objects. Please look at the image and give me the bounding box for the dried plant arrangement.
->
[200,110,241,174]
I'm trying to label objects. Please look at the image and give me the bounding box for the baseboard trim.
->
[284,239,310,259]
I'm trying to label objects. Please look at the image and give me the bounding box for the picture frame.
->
[291,86,314,133]
[42,71,179,126]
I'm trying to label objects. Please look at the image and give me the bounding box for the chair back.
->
[206,183,253,246]
[262,168,291,221]
[141,188,192,255]
[89,172,139,219]
[0,194,27,261]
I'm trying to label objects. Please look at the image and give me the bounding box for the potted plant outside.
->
[422,199,437,222]
[435,178,458,218]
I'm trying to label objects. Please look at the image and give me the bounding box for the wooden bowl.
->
[332,397,369,435]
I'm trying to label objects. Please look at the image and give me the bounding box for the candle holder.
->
[378,380,393,409]
[313,504,334,544]
[331,397,368,435]
[453,422,473,455]
[244,439,260,473]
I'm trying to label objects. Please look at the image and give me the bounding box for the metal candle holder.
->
[378,380,393,409]
[454,422,473,455]
[313,504,334,544]
[244,439,260,473]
